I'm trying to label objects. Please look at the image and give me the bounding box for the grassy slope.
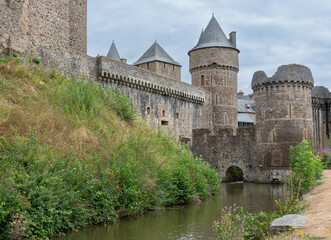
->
[0,59,220,239]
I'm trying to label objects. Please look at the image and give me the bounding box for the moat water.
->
[54,183,283,240]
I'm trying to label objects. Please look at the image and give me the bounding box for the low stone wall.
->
[192,126,261,181]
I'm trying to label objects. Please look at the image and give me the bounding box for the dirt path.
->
[293,170,331,239]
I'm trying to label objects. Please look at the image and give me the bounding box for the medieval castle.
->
[1,0,330,182]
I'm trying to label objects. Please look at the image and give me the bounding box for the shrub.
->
[236,207,278,240]
[214,205,244,240]
[32,57,41,64]
[214,205,279,240]
[289,140,324,195]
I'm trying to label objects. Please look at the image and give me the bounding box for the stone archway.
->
[225,166,244,182]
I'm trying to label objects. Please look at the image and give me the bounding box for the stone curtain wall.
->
[94,57,213,143]
[0,0,87,75]
[192,126,259,181]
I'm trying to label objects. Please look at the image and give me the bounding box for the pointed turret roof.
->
[190,15,238,52]
[107,41,121,61]
[133,41,181,66]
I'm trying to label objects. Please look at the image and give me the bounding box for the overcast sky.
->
[87,0,331,94]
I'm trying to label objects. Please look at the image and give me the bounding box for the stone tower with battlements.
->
[252,64,314,173]
[188,16,239,130]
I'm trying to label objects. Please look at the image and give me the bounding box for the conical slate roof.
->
[190,16,237,52]
[107,41,121,61]
[133,41,181,66]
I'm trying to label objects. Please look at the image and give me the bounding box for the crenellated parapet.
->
[97,56,206,105]
[99,71,204,104]
[251,64,314,93]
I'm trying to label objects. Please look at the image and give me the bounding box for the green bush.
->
[214,205,279,240]
[32,57,41,64]
[0,131,219,239]
[214,205,244,240]
[289,140,324,195]
[236,207,278,240]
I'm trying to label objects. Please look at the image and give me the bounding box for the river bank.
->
[293,169,331,239]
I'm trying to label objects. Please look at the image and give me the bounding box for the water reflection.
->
[55,183,283,240]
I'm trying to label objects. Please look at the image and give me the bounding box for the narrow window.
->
[147,62,150,69]
[173,65,175,71]
[210,75,213,85]
[161,120,169,126]
[201,75,205,86]
[162,110,165,117]
[288,103,292,118]
[147,107,151,115]
[215,94,218,105]
[272,129,276,142]
[164,62,166,69]
[176,113,179,119]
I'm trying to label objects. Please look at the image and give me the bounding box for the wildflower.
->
[292,226,295,229]
[326,229,329,232]
[295,229,298,232]
[288,228,292,231]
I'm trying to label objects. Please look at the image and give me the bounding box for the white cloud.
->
[87,0,331,94]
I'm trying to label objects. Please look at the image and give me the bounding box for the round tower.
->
[188,16,239,130]
[252,64,314,179]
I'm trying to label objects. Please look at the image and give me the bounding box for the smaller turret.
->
[133,41,181,81]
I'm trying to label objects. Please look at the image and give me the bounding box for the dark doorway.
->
[225,166,243,182]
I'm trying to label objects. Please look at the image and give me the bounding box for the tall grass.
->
[0,59,220,239]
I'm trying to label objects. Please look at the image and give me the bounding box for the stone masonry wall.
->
[252,65,314,175]
[136,61,181,81]
[94,57,213,143]
[189,47,239,130]
[0,0,87,75]
[192,126,259,181]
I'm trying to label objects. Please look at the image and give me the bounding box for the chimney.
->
[120,58,127,64]
[229,31,237,48]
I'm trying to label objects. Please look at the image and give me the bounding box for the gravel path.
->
[294,170,331,239]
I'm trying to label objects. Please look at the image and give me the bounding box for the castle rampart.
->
[93,56,213,142]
